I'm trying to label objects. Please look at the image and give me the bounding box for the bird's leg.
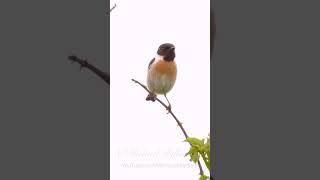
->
[164,94,172,113]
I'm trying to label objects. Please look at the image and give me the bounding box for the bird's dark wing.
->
[148,58,155,70]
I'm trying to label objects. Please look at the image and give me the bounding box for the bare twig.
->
[67,3,115,84]
[131,79,204,176]
[109,4,117,13]
[68,55,110,84]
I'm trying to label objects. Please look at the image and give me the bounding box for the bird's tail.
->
[146,93,156,102]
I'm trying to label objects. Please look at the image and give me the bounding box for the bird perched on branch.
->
[146,43,177,112]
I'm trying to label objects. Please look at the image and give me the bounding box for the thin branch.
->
[68,55,110,84]
[131,79,204,176]
[67,2,115,84]
[109,4,117,13]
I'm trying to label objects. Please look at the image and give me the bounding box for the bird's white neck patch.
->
[155,54,164,60]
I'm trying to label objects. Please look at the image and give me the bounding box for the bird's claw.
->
[166,104,171,113]
[146,93,157,102]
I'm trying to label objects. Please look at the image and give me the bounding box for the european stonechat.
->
[146,43,177,111]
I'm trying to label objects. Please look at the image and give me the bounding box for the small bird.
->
[146,43,177,112]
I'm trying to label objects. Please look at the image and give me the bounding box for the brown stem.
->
[131,79,204,176]
[68,55,110,84]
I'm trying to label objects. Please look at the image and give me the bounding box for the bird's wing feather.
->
[148,58,155,70]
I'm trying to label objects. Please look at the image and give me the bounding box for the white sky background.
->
[110,0,210,179]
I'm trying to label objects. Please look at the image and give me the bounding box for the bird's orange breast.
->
[150,60,177,79]
[147,60,177,94]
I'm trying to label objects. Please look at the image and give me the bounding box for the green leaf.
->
[204,142,210,151]
[190,150,200,163]
[199,175,209,180]
[204,137,210,156]
[185,146,197,156]
[185,137,204,147]
[206,151,210,165]
[185,146,200,163]
[185,135,211,169]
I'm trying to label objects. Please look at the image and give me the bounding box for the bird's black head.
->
[157,43,175,61]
